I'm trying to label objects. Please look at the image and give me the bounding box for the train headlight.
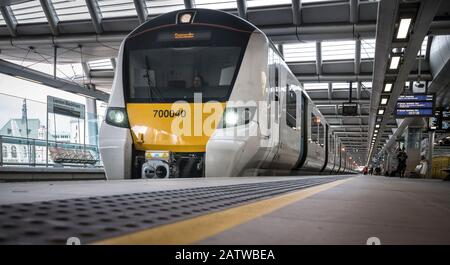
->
[224,109,239,127]
[106,107,129,128]
[222,107,255,128]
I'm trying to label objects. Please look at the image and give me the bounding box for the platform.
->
[1,175,450,245]
[0,167,105,182]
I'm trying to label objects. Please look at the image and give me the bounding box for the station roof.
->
[0,0,450,165]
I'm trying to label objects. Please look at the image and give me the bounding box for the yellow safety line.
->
[95,177,354,245]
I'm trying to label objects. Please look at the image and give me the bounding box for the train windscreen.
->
[124,26,250,103]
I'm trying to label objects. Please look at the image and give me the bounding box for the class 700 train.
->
[99,8,356,180]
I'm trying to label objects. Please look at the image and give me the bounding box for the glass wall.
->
[0,93,104,168]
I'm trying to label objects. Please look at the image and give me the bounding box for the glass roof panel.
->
[361,38,375,59]
[303,83,329,90]
[51,0,91,21]
[98,0,137,18]
[322,40,355,61]
[247,0,338,7]
[88,59,113,70]
[145,0,184,15]
[361,81,372,89]
[8,60,84,81]
[283,42,316,62]
[418,36,428,57]
[332,82,357,89]
[10,1,47,24]
[195,0,237,9]
[0,14,5,25]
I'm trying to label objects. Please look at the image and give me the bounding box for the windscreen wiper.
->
[144,56,164,102]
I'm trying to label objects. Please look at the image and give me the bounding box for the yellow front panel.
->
[127,103,225,152]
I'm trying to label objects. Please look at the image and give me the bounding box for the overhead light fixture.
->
[397,18,412,39]
[378,109,385,115]
[389,56,401,70]
[374,129,379,133]
[375,124,380,128]
[380,97,389,105]
[383,83,393,93]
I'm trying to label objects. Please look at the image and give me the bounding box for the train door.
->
[294,93,308,168]
[260,48,280,169]
[320,124,329,172]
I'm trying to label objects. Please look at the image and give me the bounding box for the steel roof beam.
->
[133,0,148,24]
[39,0,59,35]
[85,0,103,34]
[368,0,442,163]
[291,0,302,26]
[237,0,247,19]
[0,6,17,37]
[0,59,109,101]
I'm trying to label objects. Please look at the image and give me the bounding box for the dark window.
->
[7,128,11,134]
[2,146,7,158]
[11,146,17,158]
[286,85,297,128]
[127,47,242,102]
[124,26,250,103]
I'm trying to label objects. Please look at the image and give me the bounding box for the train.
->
[99,8,356,180]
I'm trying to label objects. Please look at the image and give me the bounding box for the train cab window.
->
[126,47,242,103]
[286,85,297,128]
[124,26,250,103]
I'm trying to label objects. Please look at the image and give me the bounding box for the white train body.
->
[99,9,355,179]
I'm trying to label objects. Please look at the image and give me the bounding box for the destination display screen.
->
[395,93,434,117]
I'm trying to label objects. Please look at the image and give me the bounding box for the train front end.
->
[99,9,260,179]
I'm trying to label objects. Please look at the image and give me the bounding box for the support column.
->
[86,97,98,147]
[405,127,422,177]
[427,130,435,178]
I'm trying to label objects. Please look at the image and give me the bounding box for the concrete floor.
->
[0,175,330,205]
[1,175,449,244]
[199,175,450,245]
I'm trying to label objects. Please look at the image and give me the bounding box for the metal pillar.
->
[86,97,98,147]
[427,130,435,178]
[405,127,422,177]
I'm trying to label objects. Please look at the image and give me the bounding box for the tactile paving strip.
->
[0,176,349,244]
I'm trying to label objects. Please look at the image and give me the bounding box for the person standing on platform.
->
[397,148,408,178]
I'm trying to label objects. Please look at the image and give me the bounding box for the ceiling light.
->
[374,129,379,133]
[378,109,385,115]
[389,56,401,70]
[380,97,389,105]
[383,83,393,93]
[397,18,412,39]
[375,124,380,128]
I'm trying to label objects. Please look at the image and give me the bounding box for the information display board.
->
[395,94,434,117]
[430,108,450,132]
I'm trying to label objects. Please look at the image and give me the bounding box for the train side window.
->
[318,121,324,147]
[311,113,319,143]
[286,84,297,128]
[329,134,335,154]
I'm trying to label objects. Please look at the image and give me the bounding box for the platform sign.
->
[47,96,85,119]
[395,93,434,117]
